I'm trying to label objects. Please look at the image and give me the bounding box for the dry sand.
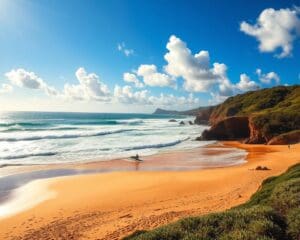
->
[0,142,299,240]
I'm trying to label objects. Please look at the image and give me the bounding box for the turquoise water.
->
[0,111,211,165]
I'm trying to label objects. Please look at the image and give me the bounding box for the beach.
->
[0,142,299,240]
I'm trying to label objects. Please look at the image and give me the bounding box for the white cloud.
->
[256,69,280,84]
[164,35,228,92]
[4,66,200,109]
[64,67,110,101]
[240,7,300,58]
[114,85,199,107]
[150,93,199,107]
[117,42,134,57]
[137,64,175,87]
[5,68,58,96]
[113,85,149,105]
[121,35,263,105]
[236,74,260,92]
[212,63,235,96]
[209,92,229,105]
[123,72,144,88]
[0,83,13,93]
[210,73,260,104]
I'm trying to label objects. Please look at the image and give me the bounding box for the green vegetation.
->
[124,164,300,240]
[210,86,300,138]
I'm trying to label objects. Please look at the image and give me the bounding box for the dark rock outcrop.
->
[244,118,269,144]
[255,166,270,171]
[179,121,185,125]
[200,117,250,140]
[194,106,215,125]
[268,130,300,145]
[168,119,177,122]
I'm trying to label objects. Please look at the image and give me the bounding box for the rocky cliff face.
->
[245,118,269,144]
[201,117,300,144]
[198,86,300,144]
[194,106,215,125]
[200,117,250,140]
[267,130,300,145]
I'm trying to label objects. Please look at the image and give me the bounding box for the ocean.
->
[0,111,214,166]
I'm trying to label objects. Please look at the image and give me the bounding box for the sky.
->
[0,0,299,113]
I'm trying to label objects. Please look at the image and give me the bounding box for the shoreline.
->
[0,141,244,178]
[0,142,299,239]
[0,142,245,206]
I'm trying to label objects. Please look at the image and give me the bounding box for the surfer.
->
[131,153,142,161]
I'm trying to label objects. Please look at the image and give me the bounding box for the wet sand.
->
[0,142,299,239]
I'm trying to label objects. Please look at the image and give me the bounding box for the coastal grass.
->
[123,164,300,240]
[210,85,300,138]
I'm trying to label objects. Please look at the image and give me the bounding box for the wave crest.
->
[0,152,57,160]
[124,138,189,151]
[0,129,133,142]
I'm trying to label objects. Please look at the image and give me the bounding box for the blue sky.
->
[0,0,299,112]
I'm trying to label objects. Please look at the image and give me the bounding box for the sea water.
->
[0,111,213,165]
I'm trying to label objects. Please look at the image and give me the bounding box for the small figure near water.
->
[130,153,142,161]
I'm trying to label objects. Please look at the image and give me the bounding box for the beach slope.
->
[0,142,299,240]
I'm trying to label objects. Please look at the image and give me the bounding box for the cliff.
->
[194,106,215,125]
[200,85,300,144]
[200,117,249,140]
[267,130,300,145]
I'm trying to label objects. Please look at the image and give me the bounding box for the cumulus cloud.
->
[117,42,134,57]
[4,66,200,108]
[210,73,260,104]
[149,93,199,106]
[113,85,149,104]
[0,83,13,93]
[64,67,110,101]
[121,35,263,105]
[209,92,229,105]
[256,69,280,84]
[164,35,228,92]
[114,85,199,107]
[5,68,58,96]
[212,63,235,96]
[236,74,260,92]
[123,72,144,88]
[137,64,175,87]
[240,7,300,58]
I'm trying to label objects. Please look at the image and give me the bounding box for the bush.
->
[286,208,300,240]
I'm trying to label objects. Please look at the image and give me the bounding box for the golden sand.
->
[0,142,299,240]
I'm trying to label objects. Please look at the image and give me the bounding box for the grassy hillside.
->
[124,164,300,240]
[207,85,300,142]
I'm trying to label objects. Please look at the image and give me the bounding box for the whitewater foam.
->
[0,129,133,142]
[0,112,212,165]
